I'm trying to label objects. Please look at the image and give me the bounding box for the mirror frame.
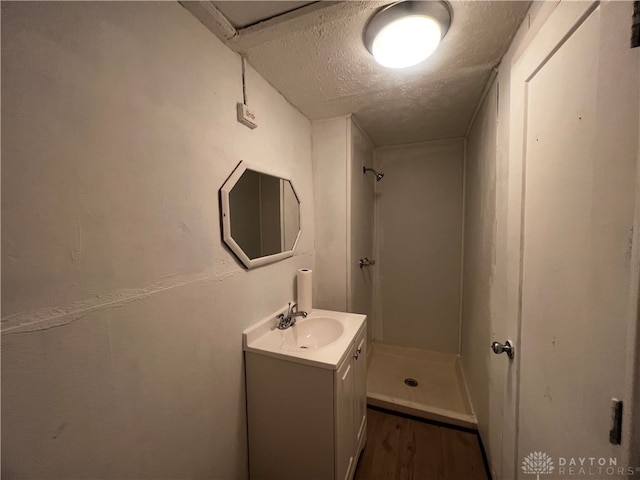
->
[220,161,301,269]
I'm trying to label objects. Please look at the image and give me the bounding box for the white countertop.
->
[243,307,366,370]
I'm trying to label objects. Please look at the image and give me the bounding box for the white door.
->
[506,2,638,479]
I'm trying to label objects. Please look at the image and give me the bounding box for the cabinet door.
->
[354,326,367,451]
[335,348,355,480]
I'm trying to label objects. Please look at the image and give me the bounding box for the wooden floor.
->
[354,408,489,480]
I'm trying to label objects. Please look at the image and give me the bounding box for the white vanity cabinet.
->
[335,325,367,480]
[244,315,367,480]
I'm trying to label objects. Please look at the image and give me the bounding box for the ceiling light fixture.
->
[363,1,452,69]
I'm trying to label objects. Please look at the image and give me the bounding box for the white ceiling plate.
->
[185,1,531,146]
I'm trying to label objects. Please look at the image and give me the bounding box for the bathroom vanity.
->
[243,308,367,480]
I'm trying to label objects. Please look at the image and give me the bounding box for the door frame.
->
[503,1,640,477]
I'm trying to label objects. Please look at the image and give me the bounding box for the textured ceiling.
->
[213,1,316,28]
[185,1,530,146]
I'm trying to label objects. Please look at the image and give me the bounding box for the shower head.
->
[363,167,385,182]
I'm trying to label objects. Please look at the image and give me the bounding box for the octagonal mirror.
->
[220,161,301,269]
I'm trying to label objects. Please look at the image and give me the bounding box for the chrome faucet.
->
[276,303,308,330]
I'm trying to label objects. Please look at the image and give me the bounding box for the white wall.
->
[311,116,374,336]
[374,139,464,354]
[349,120,375,335]
[312,116,349,311]
[460,4,557,477]
[460,79,498,458]
[1,2,314,478]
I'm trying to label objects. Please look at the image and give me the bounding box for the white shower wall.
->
[374,139,465,354]
[312,115,375,324]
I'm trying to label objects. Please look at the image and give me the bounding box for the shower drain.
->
[404,378,419,387]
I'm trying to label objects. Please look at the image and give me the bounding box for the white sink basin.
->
[243,308,366,369]
[282,317,344,350]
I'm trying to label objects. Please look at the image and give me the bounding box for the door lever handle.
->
[491,340,514,359]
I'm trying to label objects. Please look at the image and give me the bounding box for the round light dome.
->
[372,15,442,69]
[363,1,452,69]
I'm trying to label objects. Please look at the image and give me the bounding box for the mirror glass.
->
[220,162,301,269]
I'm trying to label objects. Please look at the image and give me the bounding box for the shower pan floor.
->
[367,342,477,429]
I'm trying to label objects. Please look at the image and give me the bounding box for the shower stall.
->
[312,116,476,429]
[366,342,476,428]
[365,138,476,428]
